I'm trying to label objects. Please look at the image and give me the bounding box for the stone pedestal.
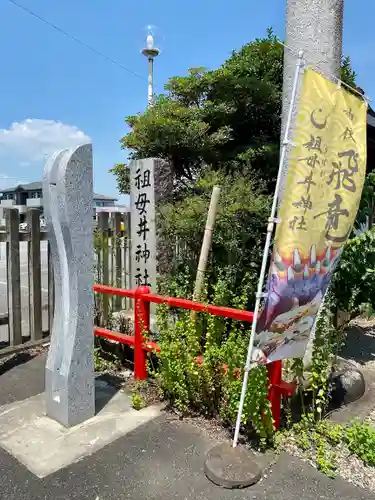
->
[43,144,95,427]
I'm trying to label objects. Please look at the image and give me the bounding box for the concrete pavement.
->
[0,353,373,500]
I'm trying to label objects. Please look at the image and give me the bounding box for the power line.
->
[6,0,147,82]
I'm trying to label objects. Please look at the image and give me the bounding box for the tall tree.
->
[111,30,358,299]
[113,29,357,196]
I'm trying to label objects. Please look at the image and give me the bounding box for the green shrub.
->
[153,271,273,440]
[345,420,375,466]
[281,418,375,478]
[158,169,270,310]
[330,227,375,320]
[131,391,146,411]
[289,416,338,478]
[93,346,121,372]
[316,420,343,445]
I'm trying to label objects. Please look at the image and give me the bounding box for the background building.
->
[0,181,119,225]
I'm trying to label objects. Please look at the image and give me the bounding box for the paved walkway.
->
[0,353,373,500]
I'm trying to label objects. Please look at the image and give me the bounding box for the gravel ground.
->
[279,318,375,493]
[282,436,375,493]
[331,319,375,492]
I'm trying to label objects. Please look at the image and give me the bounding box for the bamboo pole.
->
[192,185,221,310]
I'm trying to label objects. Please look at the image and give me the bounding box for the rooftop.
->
[0,182,117,201]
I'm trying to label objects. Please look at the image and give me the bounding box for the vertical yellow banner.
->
[254,68,367,364]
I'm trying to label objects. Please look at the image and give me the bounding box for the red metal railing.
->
[93,284,296,429]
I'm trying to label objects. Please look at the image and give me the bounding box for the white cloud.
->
[0,118,91,164]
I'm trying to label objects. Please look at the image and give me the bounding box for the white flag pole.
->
[232,50,305,448]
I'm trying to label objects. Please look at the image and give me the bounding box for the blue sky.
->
[0,0,374,203]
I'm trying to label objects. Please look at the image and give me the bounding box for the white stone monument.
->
[43,144,95,427]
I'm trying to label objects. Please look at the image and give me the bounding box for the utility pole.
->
[280,0,344,199]
[281,0,344,369]
[141,29,160,107]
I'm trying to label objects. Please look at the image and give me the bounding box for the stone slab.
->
[0,382,161,478]
[204,442,262,489]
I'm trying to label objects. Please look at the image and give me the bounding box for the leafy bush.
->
[93,346,121,373]
[159,169,270,308]
[131,391,146,411]
[330,227,375,319]
[316,420,343,445]
[153,271,273,440]
[345,420,375,466]
[354,171,375,233]
[288,416,338,478]
[281,417,375,478]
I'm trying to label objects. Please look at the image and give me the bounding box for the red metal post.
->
[134,286,150,380]
[267,360,282,430]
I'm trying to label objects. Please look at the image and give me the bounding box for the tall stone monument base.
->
[43,144,95,427]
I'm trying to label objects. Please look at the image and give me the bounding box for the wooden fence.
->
[0,208,132,355]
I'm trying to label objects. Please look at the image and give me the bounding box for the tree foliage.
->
[340,55,357,89]
[115,28,357,197]
[110,163,130,194]
[159,169,270,303]
[331,227,375,319]
[113,29,359,302]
